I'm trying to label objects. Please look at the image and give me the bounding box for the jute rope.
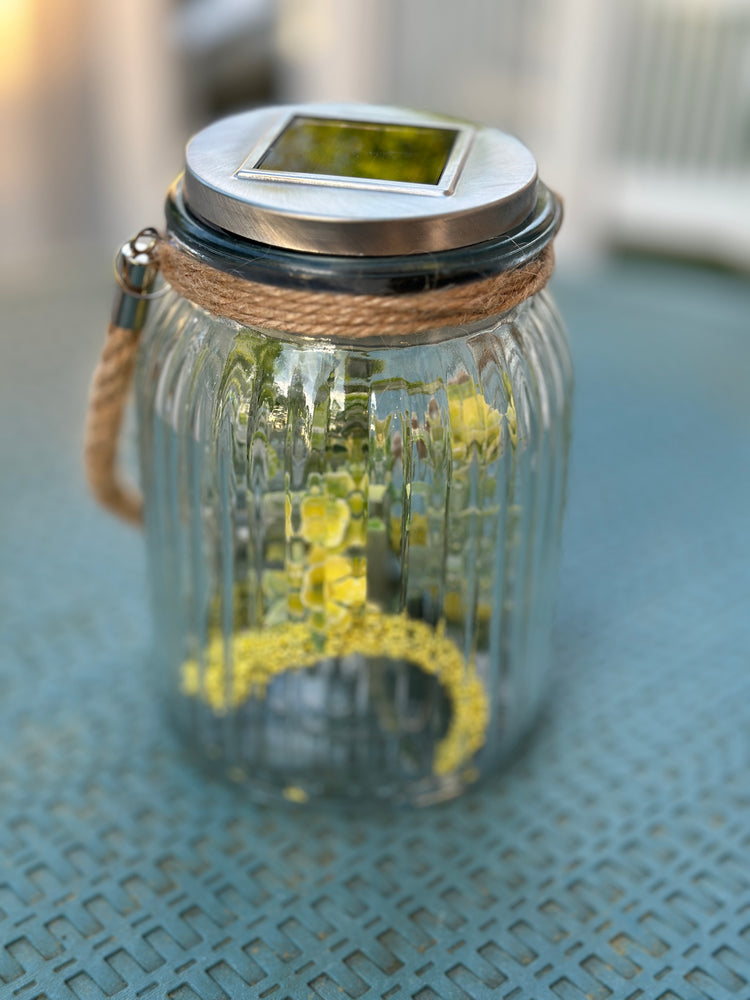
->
[159,240,555,339]
[84,322,145,525]
[85,236,555,524]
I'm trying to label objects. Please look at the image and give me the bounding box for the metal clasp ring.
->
[114,227,168,300]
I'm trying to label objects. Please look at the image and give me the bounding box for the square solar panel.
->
[255,115,459,186]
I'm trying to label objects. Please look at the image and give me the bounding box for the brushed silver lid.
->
[183,103,539,257]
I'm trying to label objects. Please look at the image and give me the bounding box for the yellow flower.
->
[301,552,367,625]
[448,387,503,462]
[299,494,350,548]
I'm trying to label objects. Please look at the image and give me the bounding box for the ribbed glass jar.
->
[135,263,572,805]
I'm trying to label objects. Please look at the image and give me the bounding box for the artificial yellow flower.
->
[448,386,503,462]
[301,552,367,626]
[299,494,350,548]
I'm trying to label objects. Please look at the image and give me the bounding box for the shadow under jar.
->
[133,103,573,805]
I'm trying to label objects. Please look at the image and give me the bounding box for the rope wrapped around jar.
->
[83,231,556,526]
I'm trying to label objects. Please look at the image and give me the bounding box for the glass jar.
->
[130,104,573,805]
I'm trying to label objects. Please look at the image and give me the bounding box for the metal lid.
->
[183,102,539,257]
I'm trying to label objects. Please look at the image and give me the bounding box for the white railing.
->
[607,0,750,266]
[277,0,750,267]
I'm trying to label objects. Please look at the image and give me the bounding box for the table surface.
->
[1,256,749,1000]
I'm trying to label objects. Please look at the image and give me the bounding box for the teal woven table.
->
[1,257,749,999]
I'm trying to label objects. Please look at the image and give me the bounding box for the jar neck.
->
[164,177,562,297]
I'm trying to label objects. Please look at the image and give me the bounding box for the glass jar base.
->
[169,698,540,808]
[185,746,478,807]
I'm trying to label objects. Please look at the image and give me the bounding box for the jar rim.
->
[165,177,562,297]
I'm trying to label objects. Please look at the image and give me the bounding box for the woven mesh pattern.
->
[1,260,749,999]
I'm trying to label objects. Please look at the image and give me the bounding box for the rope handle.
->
[84,229,163,526]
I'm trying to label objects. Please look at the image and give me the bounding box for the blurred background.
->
[1,0,749,279]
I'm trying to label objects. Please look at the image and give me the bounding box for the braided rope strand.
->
[158,241,554,339]
[84,322,143,525]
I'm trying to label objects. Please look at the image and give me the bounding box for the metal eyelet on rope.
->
[84,228,164,526]
[113,227,167,302]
